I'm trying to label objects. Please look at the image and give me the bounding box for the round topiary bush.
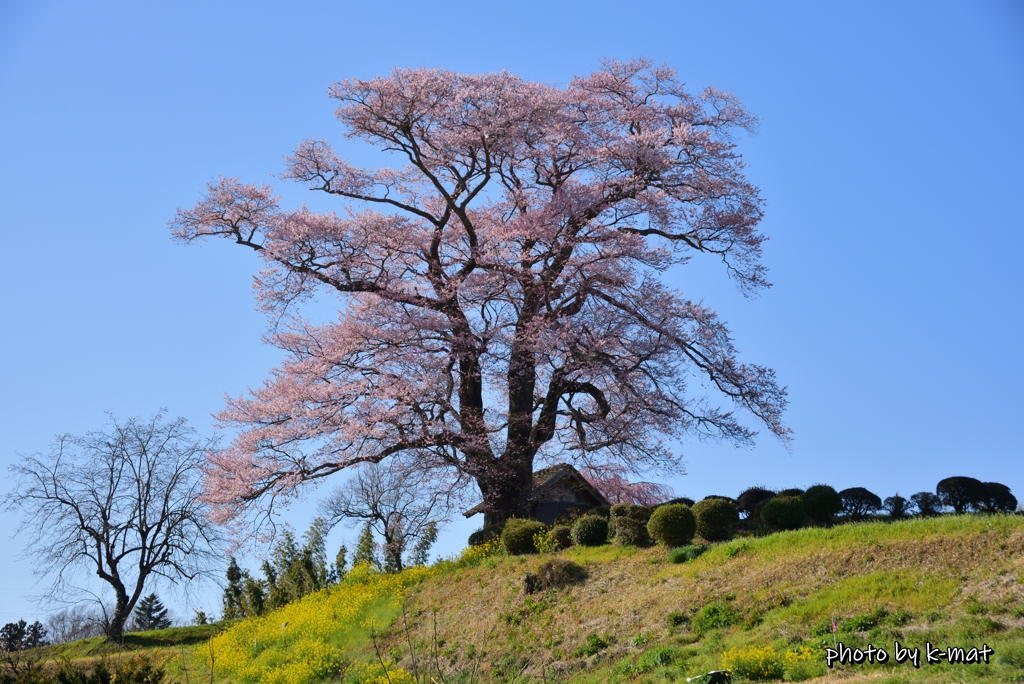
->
[612,517,651,546]
[646,503,696,547]
[760,495,806,530]
[692,498,739,541]
[777,488,805,498]
[802,484,842,524]
[501,518,547,555]
[571,514,609,547]
[736,487,775,521]
[610,503,653,546]
[610,503,652,521]
[468,522,505,547]
[550,524,573,550]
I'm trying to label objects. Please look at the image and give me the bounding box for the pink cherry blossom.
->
[170,59,789,529]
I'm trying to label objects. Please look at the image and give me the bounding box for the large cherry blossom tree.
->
[171,59,789,528]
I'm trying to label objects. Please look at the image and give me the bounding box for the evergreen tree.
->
[129,593,171,631]
[303,518,330,587]
[222,557,245,619]
[409,522,438,567]
[353,521,379,570]
[242,575,266,616]
[0,620,49,651]
[334,544,348,582]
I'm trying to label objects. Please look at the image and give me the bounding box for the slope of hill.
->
[22,514,1024,683]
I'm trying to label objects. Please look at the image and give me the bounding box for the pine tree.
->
[130,593,171,631]
[353,521,379,570]
[222,557,245,619]
[334,544,348,582]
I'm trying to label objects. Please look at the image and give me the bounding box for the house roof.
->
[463,463,610,518]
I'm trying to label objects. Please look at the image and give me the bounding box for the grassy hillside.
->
[27,515,1024,683]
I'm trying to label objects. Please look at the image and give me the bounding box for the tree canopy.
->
[171,59,789,526]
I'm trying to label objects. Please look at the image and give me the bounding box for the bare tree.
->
[45,605,105,644]
[3,413,222,641]
[319,461,459,572]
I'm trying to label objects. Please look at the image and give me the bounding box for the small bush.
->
[843,607,887,632]
[659,496,695,507]
[571,515,609,547]
[721,645,785,681]
[646,504,696,547]
[692,603,740,634]
[760,495,805,530]
[575,632,609,657]
[911,491,942,516]
[468,522,505,546]
[524,559,587,593]
[777,488,804,498]
[839,487,882,519]
[802,484,842,523]
[552,507,587,526]
[610,503,652,521]
[55,656,165,684]
[692,498,739,541]
[533,529,558,554]
[736,487,775,520]
[636,646,676,672]
[883,493,912,518]
[612,517,651,546]
[501,518,547,555]
[667,611,688,627]
[669,544,708,563]
[549,524,573,550]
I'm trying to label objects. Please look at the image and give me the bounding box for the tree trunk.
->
[481,457,534,527]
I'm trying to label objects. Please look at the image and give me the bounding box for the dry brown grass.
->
[394,515,1024,681]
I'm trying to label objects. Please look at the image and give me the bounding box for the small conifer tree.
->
[130,593,171,631]
[353,522,380,569]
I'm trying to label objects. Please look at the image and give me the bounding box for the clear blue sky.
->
[1,0,1021,624]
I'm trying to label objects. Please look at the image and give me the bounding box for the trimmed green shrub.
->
[669,544,708,563]
[802,484,842,523]
[777,488,804,498]
[610,503,652,521]
[646,503,696,547]
[610,503,652,545]
[883,494,911,518]
[552,507,587,526]
[468,522,505,547]
[571,515,609,547]
[549,524,573,550]
[501,518,547,555]
[736,486,775,521]
[692,498,739,541]
[760,495,805,530]
[839,487,882,520]
[701,495,735,504]
[612,517,651,546]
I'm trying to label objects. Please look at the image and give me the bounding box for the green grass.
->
[23,514,1024,683]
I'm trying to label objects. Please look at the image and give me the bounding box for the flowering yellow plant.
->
[209,564,430,683]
